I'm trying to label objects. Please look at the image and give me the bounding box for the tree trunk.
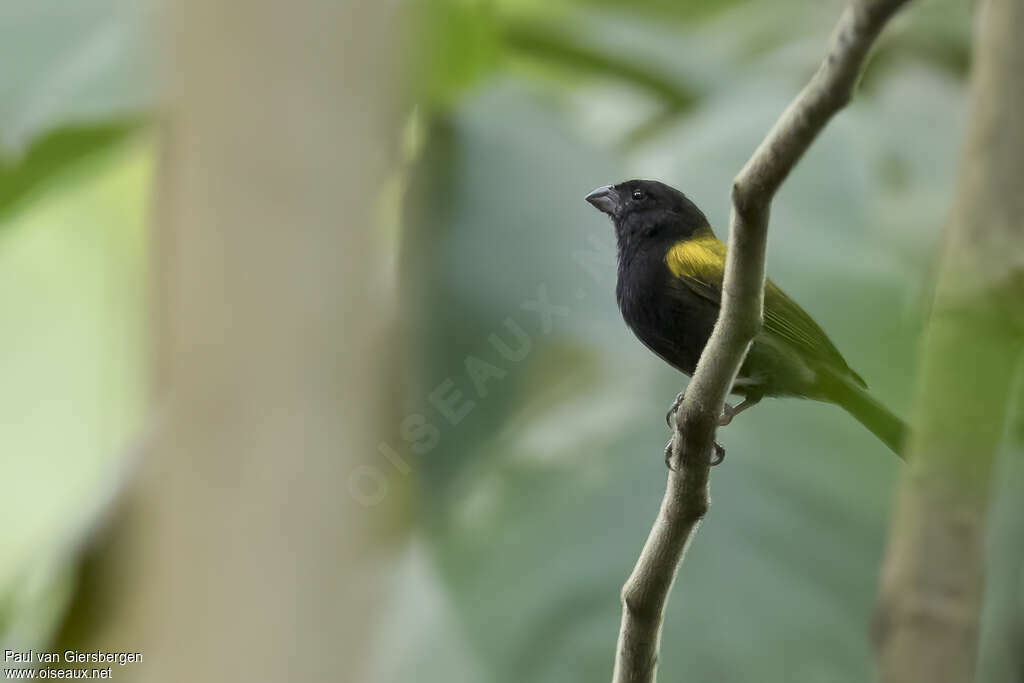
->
[56,2,407,681]
[873,1,1024,680]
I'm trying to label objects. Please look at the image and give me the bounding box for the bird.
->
[585,179,906,463]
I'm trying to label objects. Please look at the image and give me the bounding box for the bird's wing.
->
[663,232,728,306]
[664,235,865,386]
[762,280,856,378]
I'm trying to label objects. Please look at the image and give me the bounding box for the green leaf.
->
[0,140,150,648]
[0,0,156,217]
[0,120,139,219]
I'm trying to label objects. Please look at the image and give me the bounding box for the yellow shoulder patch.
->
[664,231,727,282]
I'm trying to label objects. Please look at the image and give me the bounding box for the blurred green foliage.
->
[2,0,1022,682]
[0,140,150,648]
[398,1,1021,683]
[0,0,154,217]
[0,0,153,649]
[0,121,140,218]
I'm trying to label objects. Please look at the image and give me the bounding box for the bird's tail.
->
[820,370,907,459]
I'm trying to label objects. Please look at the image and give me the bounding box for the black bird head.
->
[585,179,710,252]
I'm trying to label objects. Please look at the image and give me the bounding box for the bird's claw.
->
[666,391,729,468]
[671,396,742,429]
[711,441,726,466]
[665,436,726,469]
[666,391,685,427]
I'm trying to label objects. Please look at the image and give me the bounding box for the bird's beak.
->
[585,185,620,217]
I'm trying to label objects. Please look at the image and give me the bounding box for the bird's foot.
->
[718,395,762,427]
[711,441,726,465]
[665,436,726,470]
[665,390,729,468]
[665,391,685,427]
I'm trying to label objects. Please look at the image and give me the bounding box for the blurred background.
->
[2,0,1022,681]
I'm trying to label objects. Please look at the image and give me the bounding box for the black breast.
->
[615,243,719,377]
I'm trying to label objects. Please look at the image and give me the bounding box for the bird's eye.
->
[632,190,644,201]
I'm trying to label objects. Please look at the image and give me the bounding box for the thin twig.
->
[612,2,913,681]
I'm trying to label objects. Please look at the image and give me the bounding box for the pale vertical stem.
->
[874,1,1024,680]
[57,2,407,681]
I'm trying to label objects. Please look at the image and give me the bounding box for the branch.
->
[873,1,1024,680]
[612,2,912,681]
